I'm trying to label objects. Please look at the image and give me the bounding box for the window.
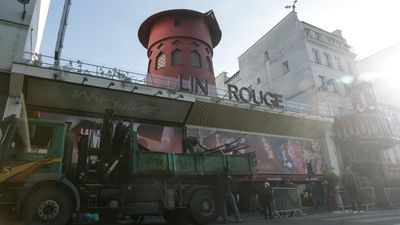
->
[29,125,54,150]
[282,60,289,74]
[305,29,311,37]
[157,43,164,49]
[312,49,321,64]
[174,19,181,27]
[6,122,54,162]
[346,60,353,74]
[318,75,327,90]
[394,148,400,163]
[264,50,270,61]
[315,32,321,40]
[327,37,335,46]
[156,52,166,69]
[335,56,343,71]
[257,78,261,84]
[227,73,240,85]
[319,75,327,85]
[206,57,213,73]
[384,151,390,162]
[172,49,183,65]
[191,51,201,67]
[324,53,332,67]
[327,79,339,93]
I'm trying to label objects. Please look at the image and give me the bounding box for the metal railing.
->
[336,186,377,211]
[384,187,400,209]
[272,187,305,216]
[19,52,337,118]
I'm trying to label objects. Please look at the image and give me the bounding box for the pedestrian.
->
[342,166,363,213]
[308,181,320,212]
[259,182,274,220]
[219,167,243,223]
[322,180,332,212]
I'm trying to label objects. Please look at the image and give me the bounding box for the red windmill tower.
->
[138,9,221,96]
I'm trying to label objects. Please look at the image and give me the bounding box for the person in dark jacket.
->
[220,167,243,223]
[259,182,274,219]
[322,180,332,212]
[342,166,363,213]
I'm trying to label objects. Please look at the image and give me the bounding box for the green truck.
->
[0,110,256,225]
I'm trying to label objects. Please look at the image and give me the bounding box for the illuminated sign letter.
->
[179,74,190,92]
[195,77,208,96]
[227,84,239,101]
[239,87,252,103]
[271,93,283,107]
[250,89,263,105]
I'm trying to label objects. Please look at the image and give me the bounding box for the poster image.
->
[135,123,183,153]
[186,126,324,175]
[39,112,183,163]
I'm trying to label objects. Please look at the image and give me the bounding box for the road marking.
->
[323,211,400,221]
[354,215,400,223]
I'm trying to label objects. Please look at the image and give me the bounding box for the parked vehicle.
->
[0,110,256,225]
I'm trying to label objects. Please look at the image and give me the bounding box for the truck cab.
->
[0,117,66,178]
[0,116,76,225]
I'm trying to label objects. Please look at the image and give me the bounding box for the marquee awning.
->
[186,100,333,139]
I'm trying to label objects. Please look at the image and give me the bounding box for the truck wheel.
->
[189,189,221,225]
[22,188,72,225]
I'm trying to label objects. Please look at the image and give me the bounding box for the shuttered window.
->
[191,51,201,67]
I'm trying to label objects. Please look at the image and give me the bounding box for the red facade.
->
[138,9,221,86]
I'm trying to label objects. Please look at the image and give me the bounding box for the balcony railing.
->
[303,29,356,55]
[19,52,337,118]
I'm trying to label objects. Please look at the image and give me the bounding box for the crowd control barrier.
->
[336,186,377,210]
[272,187,304,216]
[384,187,400,208]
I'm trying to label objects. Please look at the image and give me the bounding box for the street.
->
[2,209,400,225]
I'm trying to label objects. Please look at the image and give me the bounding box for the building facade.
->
[216,11,400,192]
[357,44,400,182]
[219,11,357,117]
[216,11,360,176]
[0,0,50,119]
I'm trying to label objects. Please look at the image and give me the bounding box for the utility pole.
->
[54,0,72,67]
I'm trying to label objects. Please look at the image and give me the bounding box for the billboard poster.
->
[135,123,183,153]
[38,112,183,165]
[186,126,324,175]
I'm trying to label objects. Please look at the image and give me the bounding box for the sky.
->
[39,0,400,77]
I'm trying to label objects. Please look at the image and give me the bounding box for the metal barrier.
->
[336,186,377,211]
[272,187,304,216]
[384,187,400,208]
